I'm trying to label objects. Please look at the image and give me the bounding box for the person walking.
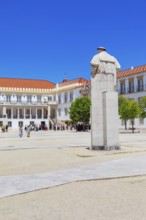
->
[6,124,8,132]
[19,127,23,138]
[26,125,31,137]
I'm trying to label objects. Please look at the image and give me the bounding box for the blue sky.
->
[0,0,146,83]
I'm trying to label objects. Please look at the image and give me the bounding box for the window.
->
[64,93,68,103]
[58,94,61,103]
[17,96,21,102]
[48,96,52,101]
[26,109,30,118]
[18,121,23,127]
[64,108,68,116]
[19,109,23,119]
[37,109,42,118]
[120,81,125,94]
[58,108,61,116]
[8,121,12,127]
[137,78,143,91]
[30,121,35,126]
[27,96,31,102]
[6,95,11,102]
[70,91,73,102]
[37,96,41,103]
[139,117,144,125]
[6,109,11,118]
[129,80,134,93]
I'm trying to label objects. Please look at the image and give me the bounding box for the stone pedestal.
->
[103,91,119,150]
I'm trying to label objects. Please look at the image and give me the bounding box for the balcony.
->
[137,86,144,92]
[119,89,126,95]
[128,87,134,93]
[2,100,52,106]
[118,85,145,95]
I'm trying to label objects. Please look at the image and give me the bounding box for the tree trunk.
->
[131,120,134,133]
[124,120,127,130]
[83,122,86,131]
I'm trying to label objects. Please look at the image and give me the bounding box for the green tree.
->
[118,96,141,132]
[69,97,91,129]
[118,96,130,130]
[139,96,146,119]
[128,99,141,133]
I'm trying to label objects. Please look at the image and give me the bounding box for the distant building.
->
[117,65,146,129]
[0,77,90,128]
[56,78,90,122]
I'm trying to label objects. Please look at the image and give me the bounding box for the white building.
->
[56,78,90,122]
[117,64,146,129]
[0,78,57,129]
[0,77,90,129]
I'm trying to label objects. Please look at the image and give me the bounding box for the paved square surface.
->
[1,130,146,220]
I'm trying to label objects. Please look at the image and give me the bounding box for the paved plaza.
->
[1,130,146,219]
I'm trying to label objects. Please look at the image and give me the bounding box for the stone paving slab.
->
[0,144,90,151]
[1,154,146,198]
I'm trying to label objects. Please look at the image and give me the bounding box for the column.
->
[56,83,58,102]
[68,91,70,102]
[17,108,19,119]
[11,107,13,119]
[30,108,32,119]
[24,108,26,119]
[125,78,129,93]
[143,75,146,90]
[48,105,50,118]
[42,108,44,119]
[36,108,38,119]
[117,80,120,94]
[2,107,6,117]
[55,106,58,123]
[134,76,138,92]
[47,105,50,130]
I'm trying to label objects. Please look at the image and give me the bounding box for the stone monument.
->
[90,47,121,150]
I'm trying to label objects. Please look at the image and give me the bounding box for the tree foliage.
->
[118,96,141,132]
[118,96,130,130]
[69,96,91,124]
[139,96,146,118]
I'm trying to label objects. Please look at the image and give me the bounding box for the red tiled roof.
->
[117,65,146,79]
[58,77,89,87]
[0,78,55,89]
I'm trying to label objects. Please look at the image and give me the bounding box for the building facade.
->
[0,77,90,129]
[55,78,90,122]
[117,65,146,129]
[0,78,57,129]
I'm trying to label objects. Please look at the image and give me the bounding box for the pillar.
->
[90,47,121,150]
